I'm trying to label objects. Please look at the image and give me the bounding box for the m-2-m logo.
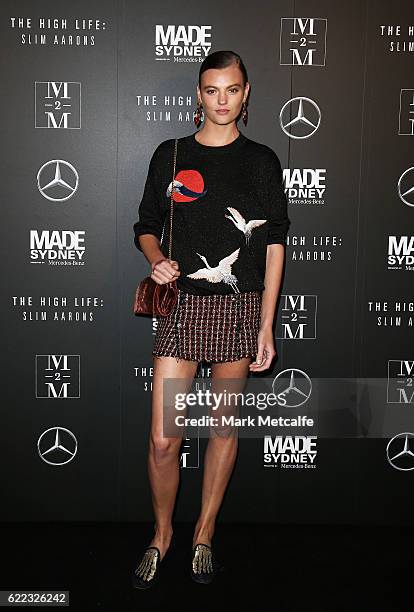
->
[387,360,414,403]
[35,81,81,129]
[35,354,80,398]
[180,435,200,468]
[277,294,317,339]
[280,18,327,66]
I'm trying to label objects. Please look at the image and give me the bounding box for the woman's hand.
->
[249,325,277,372]
[150,258,181,285]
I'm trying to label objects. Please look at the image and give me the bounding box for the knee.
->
[150,434,181,462]
[209,422,238,438]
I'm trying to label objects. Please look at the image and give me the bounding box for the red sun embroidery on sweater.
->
[171,169,208,203]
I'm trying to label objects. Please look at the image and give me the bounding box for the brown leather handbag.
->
[133,138,179,316]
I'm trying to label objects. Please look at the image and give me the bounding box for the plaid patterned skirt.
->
[153,289,262,363]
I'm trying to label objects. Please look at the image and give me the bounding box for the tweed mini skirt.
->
[152,288,262,363]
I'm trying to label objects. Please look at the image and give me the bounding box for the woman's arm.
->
[249,244,284,372]
[261,243,285,328]
[133,144,180,283]
[249,148,290,372]
[139,234,180,284]
[138,234,165,267]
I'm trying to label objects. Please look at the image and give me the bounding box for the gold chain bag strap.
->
[133,138,179,316]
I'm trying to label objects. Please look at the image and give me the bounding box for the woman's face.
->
[197,63,249,127]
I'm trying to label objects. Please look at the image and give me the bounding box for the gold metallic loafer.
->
[132,534,175,590]
[131,546,161,590]
[190,542,222,584]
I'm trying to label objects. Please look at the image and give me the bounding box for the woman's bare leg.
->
[192,356,252,548]
[147,355,199,559]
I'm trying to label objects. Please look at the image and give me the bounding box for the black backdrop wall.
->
[1,0,413,524]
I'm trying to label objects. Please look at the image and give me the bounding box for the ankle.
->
[153,526,173,542]
[193,524,214,545]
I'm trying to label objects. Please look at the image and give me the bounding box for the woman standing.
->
[132,50,290,588]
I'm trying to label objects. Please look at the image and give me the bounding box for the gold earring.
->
[194,101,204,127]
[241,101,248,126]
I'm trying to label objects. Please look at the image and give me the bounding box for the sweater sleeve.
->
[264,150,291,246]
[133,148,165,252]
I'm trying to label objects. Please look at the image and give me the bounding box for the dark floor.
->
[0,522,412,611]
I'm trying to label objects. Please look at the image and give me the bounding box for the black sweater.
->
[133,130,290,295]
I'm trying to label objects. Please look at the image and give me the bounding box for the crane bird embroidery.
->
[224,206,267,245]
[166,179,207,199]
[187,249,241,293]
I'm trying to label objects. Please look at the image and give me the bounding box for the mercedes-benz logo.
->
[37,160,79,202]
[397,167,414,207]
[279,96,321,139]
[386,432,414,471]
[271,368,312,408]
[37,427,78,465]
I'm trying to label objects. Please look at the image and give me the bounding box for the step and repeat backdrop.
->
[1,0,412,524]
